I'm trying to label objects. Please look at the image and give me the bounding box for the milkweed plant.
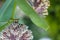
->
[0,0,60,40]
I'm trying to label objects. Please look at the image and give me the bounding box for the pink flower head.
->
[0,21,33,40]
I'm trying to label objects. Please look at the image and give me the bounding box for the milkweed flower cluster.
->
[0,22,33,40]
[27,0,50,16]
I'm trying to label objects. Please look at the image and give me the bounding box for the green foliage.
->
[15,0,49,31]
[46,0,60,40]
[0,0,16,32]
[0,0,16,21]
[0,0,60,40]
[0,20,13,32]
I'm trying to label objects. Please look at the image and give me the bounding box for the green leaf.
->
[0,20,13,32]
[0,0,16,21]
[15,0,49,31]
[0,0,16,32]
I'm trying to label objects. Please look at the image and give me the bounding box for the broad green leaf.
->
[0,0,16,32]
[15,0,49,31]
[0,0,16,21]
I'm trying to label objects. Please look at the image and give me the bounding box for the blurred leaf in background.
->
[46,0,60,40]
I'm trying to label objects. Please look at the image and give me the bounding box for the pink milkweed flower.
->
[0,22,33,40]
